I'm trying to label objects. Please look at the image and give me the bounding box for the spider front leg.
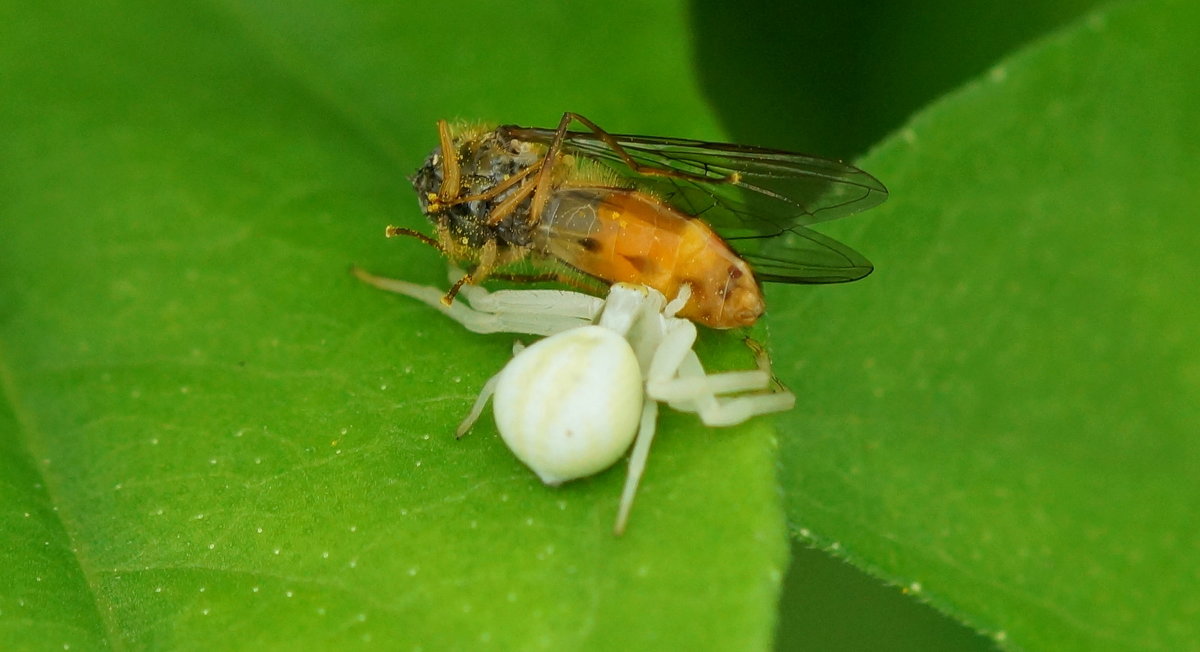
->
[351,266,603,336]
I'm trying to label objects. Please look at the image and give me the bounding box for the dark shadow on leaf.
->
[776,543,996,651]
[688,0,1098,158]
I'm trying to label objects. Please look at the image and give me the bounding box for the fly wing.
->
[501,126,888,240]
[729,226,874,284]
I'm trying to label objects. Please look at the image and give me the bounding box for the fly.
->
[393,112,887,329]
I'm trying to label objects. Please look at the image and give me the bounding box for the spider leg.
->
[452,267,604,331]
[353,266,601,336]
[597,283,665,341]
[695,391,797,427]
[658,349,795,427]
[642,296,796,426]
[456,371,502,439]
[614,399,659,536]
[654,367,772,402]
[644,317,699,391]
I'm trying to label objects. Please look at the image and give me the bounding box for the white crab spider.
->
[354,267,795,534]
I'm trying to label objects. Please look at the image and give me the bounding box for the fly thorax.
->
[409,131,539,248]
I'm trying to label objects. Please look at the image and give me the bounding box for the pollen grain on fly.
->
[397,112,889,328]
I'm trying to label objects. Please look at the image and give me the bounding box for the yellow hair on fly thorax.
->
[565,156,634,191]
[445,120,495,143]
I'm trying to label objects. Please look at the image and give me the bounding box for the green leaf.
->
[771,1,1200,650]
[0,1,785,649]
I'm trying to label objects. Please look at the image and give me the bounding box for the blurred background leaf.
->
[756,1,1200,650]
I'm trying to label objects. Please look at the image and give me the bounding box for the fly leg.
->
[379,224,503,306]
[524,111,744,227]
[482,176,539,226]
[441,237,500,305]
[435,119,462,204]
[425,119,542,237]
[405,118,589,304]
[427,120,541,217]
[384,223,475,305]
[527,112,577,224]
[442,164,538,210]
[385,226,443,251]
[743,335,793,394]
[558,112,742,185]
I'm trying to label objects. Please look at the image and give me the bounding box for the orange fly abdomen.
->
[536,188,764,328]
